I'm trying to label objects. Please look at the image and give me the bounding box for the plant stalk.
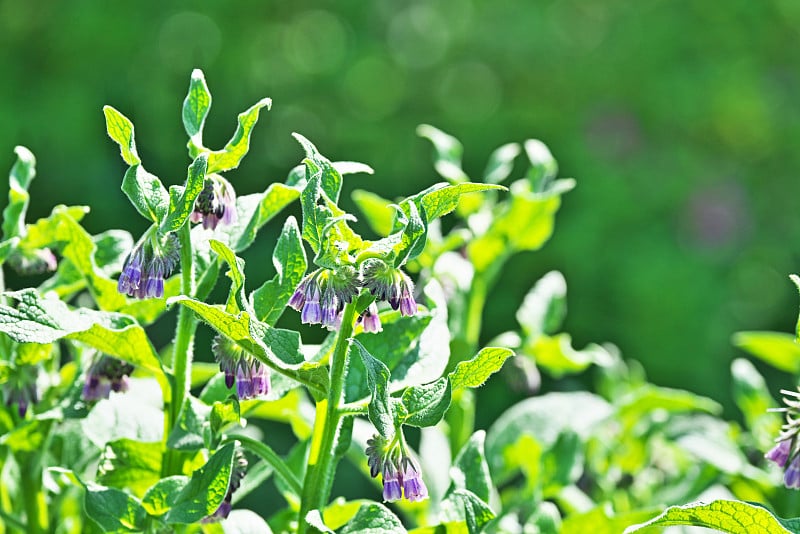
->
[297,302,357,533]
[163,223,197,477]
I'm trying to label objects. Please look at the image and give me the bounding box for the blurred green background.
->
[2,0,800,416]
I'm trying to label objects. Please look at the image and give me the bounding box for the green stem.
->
[226,434,303,496]
[19,456,46,534]
[297,302,357,534]
[163,224,197,477]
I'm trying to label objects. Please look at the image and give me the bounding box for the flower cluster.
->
[117,232,180,299]
[366,434,428,503]
[204,449,247,522]
[3,365,39,417]
[212,335,270,400]
[82,355,134,402]
[766,389,800,488]
[191,174,237,230]
[7,247,57,276]
[289,260,418,331]
[288,266,359,329]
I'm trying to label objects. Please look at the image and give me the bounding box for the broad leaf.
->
[339,502,407,534]
[103,106,140,166]
[417,124,469,183]
[352,340,395,440]
[121,165,169,223]
[449,347,514,391]
[97,439,162,497]
[483,142,521,185]
[207,98,272,174]
[2,145,36,240]
[732,331,800,373]
[401,377,451,428]
[251,216,307,325]
[516,271,567,337]
[142,476,189,517]
[623,500,800,534]
[160,153,208,233]
[165,442,235,524]
[183,68,212,153]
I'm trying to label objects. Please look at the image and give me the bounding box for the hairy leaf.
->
[207,98,272,174]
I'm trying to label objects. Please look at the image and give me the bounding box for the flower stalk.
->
[297,301,357,533]
[162,222,197,477]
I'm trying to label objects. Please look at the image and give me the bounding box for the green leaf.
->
[417,124,469,183]
[306,510,335,533]
[293,133,344,202]
[486,392,612,481]
[82,379,164,447]
[483,142,521,185]
[450,431,492,503]
[449,347,514,391]
[222,509,276,533]
[122,165,170,223]
[97,439,162,497]
[352,339,395,440]
[348,280,451,401]
[103,105,141,166]
[467,179,573,272]
[516,271,567,337]
[524,139,558,190]
[731,358,780,449]
[183,68,212,152]
[420,183,505,221]
[2,145,36,240]
[352,189,395,237]
[525,335,612,377]
[454,489,495,534]
[160,153,208,233]
[167,395,211,451]
[401,377,451,428]
[561,507,661,534]
[251,216,308,325]
[166,441,235,524]
[732,331,800,373]
[170,297,328,399]
[207,98,272,174]
[50,467,148,532]
[214,184,302,253]
[142,476,189,517]
[21,205,130,313]
[0,288,162,375]
[339,502,407,534]
[210,239,247,314]
[617,384,722,427]
[623,500,800,534]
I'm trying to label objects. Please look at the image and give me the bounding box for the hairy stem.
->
[19,455,47,534]
[297,302,357,533]
[163,223,197,477]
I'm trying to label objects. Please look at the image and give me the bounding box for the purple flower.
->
[82,356,134,402]
[766,439,792,468]
[289,267,359,329]
[787,456,800,489]
[399,456,429,502]
[358,302,382,333]
[360,260,417,317]
[191,174,237,230]
[213,335,270,400]
[7,247,57,276]
[117,233,180,299]
[382,463,403,502]
[3,365,39,417]
[365,433,429,503]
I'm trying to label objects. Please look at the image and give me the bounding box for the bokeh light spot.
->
[435,61,502,122]
[284,10,349,75]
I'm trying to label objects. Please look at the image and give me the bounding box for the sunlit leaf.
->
[207,98,272,174]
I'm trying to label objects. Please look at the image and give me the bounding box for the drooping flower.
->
[212,334,270,400]
[3,365,39,417]
[358,302,382,333]
[117,232,180,299]
[204,448,247,522]
[365,433,428,503]
[7,247,57,276]
[191,174,237,230]
[360,259,417,316]
[765,388,800,489]
[82,355,134,402]
[288,267,359,329]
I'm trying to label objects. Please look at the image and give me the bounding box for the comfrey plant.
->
[0,69,524,533]
[2,69,774,534]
